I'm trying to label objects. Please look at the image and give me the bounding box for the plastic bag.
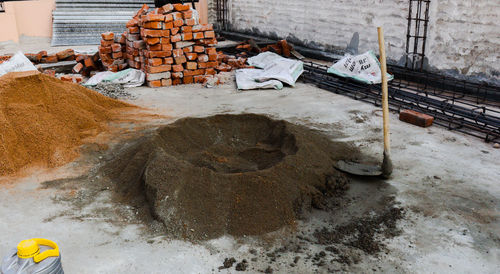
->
[0,52,38,77]
[84,68,145,88]
[327,51,393,84]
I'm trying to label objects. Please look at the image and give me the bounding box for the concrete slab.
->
[0,79,499,273]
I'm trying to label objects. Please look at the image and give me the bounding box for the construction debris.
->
[399,109,434,128]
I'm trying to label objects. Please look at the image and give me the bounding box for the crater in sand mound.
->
[101,114,359,240]
[159,115,298,173]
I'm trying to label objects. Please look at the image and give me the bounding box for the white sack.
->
[84,68,145,88]
[327,51,394,84]
[0,52,38,77]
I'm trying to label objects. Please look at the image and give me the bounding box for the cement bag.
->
[84,68,145,87]
[246,52,304,87]
[236,69,283,90]
[327,51,394,84]
[0,51,38,77]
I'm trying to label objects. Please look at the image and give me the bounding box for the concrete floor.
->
[0,39,499,273]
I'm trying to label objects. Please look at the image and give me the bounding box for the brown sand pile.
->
[0,71,132,176]
[100,114,357,240]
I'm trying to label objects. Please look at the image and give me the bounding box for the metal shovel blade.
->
[335,160,382,176]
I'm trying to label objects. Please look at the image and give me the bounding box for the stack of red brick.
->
[99,3,222,87]
[98,32,128,72]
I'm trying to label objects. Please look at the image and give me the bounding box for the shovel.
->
[335,27,393,178]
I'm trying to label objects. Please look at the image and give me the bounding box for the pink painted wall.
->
[0,0,55,42]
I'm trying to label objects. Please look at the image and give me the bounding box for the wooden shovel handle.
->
[378,27,391,155]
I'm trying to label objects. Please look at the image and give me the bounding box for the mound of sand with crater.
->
[0,71,133,176]
[101,114,357,240]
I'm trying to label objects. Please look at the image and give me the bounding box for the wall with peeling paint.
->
[208,0,499,80]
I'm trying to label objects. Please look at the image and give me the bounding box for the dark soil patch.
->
[96,114,357,240]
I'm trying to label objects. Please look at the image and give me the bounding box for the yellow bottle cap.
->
[17,239,40,259]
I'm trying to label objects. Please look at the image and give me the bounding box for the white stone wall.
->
[209,0,500,79]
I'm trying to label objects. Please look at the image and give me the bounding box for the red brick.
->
[146,37,161,45]
[163,13,173,22]
[183,70,194,77]
[173,3,190,11]
[41,55,58,63]
[194,45,205,53]
[194,75,205,83]
[60,75,73,82]
[84,58,95,68]
[173,49,184,58]
[111,44,122,52]
[191,25,203,32]
[161,4,174,13]
[172,64,184,72]
[201,24,213,31]
[208,54,218,61]
[193,32,204,40]
[171,34,182,43]
[206,47,217,55]
[112,51,123,58]
[185,18,196,26]
[170,27,180,35]
[161,37,171,44]
[144,14,165,22]
[174,55,187,64]
[126,18,139,28]
[399,110,434,127]
[148,58,163,66]
[183,76,194,84]
[197,54,208,62]
[133,40,146,48]
[181,26,192,33]
[101,40,114,47]
[206,61,218,68]
[198,62,207,69]
[143,21,162,29]
[173,19,184,27]
[42,69,56,77]
[134,4,149,19]
[182,32,193,41]
[148,44,162,51]
[72,62,84,73]
[161,78,172,86]
[56,49,75,60]
[182,10,194,19]
[216,63,232,72]
[148,80,162,88]
[128,26,140,34]
[171,12,183,20]
[204,31,215,39]
[162,44,173,51]
[163,21,174,29]
[185,52,198,61]
[186,62,197,70]
[205,68,216,75]
[172,78,182,85]
[101,32,114,41]
[149,51,171,58]
[163,57,174,64]
[144,29,170,38]
[147,64,171,73]
[171,72,183,79]
[183,47,193,53]
[99,46,112,54]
